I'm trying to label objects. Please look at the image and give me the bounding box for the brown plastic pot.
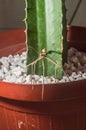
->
[0,27,86,130]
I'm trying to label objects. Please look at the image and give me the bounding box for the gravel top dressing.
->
[0,48,86,84]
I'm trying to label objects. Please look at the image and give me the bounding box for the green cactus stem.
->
[25,0,67,79]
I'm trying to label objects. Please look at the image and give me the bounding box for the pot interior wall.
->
[67,26,86,52]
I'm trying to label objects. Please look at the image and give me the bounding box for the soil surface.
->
[0,48,86,84]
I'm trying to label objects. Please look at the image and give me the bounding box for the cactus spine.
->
[25,0,67,79]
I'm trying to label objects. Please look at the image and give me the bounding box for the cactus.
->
[25,0,67,79]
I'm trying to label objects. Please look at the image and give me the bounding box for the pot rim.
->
[0,78,86,102]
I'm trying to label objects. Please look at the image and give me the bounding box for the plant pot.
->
[0,27,86,130]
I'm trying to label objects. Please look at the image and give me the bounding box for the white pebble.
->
[16,76,25,83]
[82,73,86,79]
[0,70,4,79]
[5,75,17,83]
[68,76,74,81]
[25,75,33,83]
[2,67,8,74]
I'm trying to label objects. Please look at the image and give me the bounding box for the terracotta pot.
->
[0,27,86,130]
